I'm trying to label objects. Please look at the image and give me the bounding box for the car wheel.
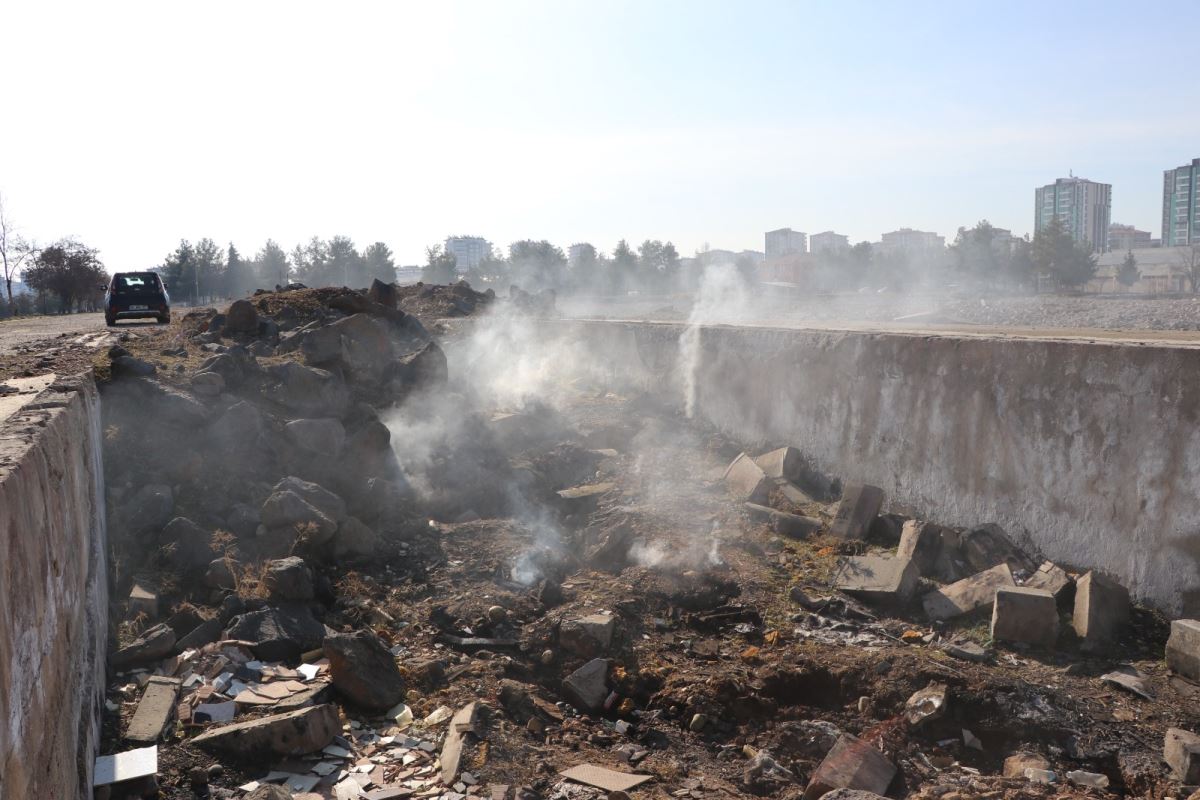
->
[158,314,171,324]
[105,315,116,327]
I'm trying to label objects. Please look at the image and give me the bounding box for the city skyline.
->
[1,1,1198,270]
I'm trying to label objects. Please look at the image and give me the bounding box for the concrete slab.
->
[896,521,943,576]
[744,503,822,538]
[991,586,1057,647]
[1165,728,1200,783]
[829,484,884,541]
[1166,619,1200,681]
[753,447,803,483]
[1024,561,1071,600]
[922,563,1015,622]
[1072,571,1130,647]
[834,556,918,604]
[125,676,181,743]
[0,374,55,425]
[722,453,769,504]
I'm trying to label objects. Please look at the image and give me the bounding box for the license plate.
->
[130,305,148,310]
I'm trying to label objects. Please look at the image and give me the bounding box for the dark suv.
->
[105,272,171,325]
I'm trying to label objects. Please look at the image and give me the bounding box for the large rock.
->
[260,477,346,544]
[332,516,380,558]
[264,557,314,601]
[191,704,339,758]
[804,734,896,800]
[224,299,260,334]
[367,278,398,308]
[223,604,327,661]
[159,517,214,572]
[324,630,405,710]
[263,362,350,417]
[111,623,176,670]
[389,340,448,394]
[302,314,393,384]
[118,484,174,536]
[208,401,267,450]
[285,418,346,457]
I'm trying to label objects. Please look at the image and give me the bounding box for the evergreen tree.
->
[363,242,396,284]
[1117,250,1140,288]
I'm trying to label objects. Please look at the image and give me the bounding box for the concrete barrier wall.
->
[0,374,108,798]
[547,320,1200,615]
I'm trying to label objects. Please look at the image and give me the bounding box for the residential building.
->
[877,228,945,261]
[738,249,766,264]
[809,231,850,256]
[1034,176,1112,252]
[765,228,807,259]
[1108,223,1154,252]
[1162,158,1200,247]
[444,236,491,274]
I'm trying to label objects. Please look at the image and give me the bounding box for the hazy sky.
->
[3,0,1198,270]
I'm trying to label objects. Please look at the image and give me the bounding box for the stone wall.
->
[0,374,108,798]
[546,320,1200,615]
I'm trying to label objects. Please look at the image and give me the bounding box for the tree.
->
[611,239,637,294]
[1117,250,1140,289]
[294,237,331,286]
[508,240,566,290]
[0,194,36,312]
[363,242,396,284]
[256,240,291,288]
[734,253,759,285]
[422,244,457,284]
[225,243,255,298]
[23,239,108,312]
[193,238,225,301]
[159,240,196,303]
[327,235,365,287]
[1178,245,1200,293]
[1032,216,1096,289]
[950,220,1000,288]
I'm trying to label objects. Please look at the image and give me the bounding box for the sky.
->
[2,0,1198,270]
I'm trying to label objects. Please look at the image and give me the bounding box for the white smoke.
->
[679,263,754,418]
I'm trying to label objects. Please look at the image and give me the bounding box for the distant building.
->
[809,231,850,256]
[738,249,766,265]
[878,228,945,260]
[568,243,595,266]
[1108,223,1154,252]
[1034,176,1112,252]
[765,228,807,259]
[699,248,740,264]
[1090,245,1198,293]
[1162,158,1200,247]
[395,265,423,284]
[444,236,491,274]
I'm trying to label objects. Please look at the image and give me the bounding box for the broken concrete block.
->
[1003,753,1050,778]
[903,682,947,726]
[1167,619,1200,681]
[191,703,339,757]
[829,484,884,541]
[922,563,1015,622]
[960,523,1036,574]
[1023,561,1071,600]
[441,702,482,785]
[804,734,896,800]
[111,622,177,670]
[722,453,770,505]
[744,503,822,538]
[559,614,615,658]
[896,521,943,576]
[1072,571,1130,647]
[753,447,803,483]
[125,676,181,743]
[834,556,918,604]
[556,483,615,516]
[991,586,1058,647]
[1164,728,1200,783]
[128,583,158,619]
[773,478,815,507]
[562,658,609,713]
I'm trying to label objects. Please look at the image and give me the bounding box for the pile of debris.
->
[92,282,1200,800]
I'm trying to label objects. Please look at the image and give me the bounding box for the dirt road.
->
[0,312,107,356]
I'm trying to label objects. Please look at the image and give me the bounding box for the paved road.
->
[0,312,108,356]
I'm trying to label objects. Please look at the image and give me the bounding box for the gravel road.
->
[0,312,108,356]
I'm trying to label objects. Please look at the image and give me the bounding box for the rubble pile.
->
[93,283,1200,800]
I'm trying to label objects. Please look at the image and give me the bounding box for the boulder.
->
[324,630,406,710]
[191,704,339,758]
[389,340,448,394]
[224,299,259,334]
[367,278,398,308]
[118,484,174,535]
[263,362,350,417]
[285,418,346,457]
[111,356,157,378]
[223,604,327,661]
[190,371,225,397]
[208,401,267,450]
[159,517,215,572]
[332,516,380,558]
[225,503,261,538]
[264,557,314,601]
[204,558,238,590]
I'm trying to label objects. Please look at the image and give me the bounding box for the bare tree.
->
[0,194,36,313]
[1180,244,1200,293]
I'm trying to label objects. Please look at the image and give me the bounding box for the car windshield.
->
[114,275,160,295]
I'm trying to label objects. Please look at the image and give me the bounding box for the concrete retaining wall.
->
[547,320,1200,615]
[0,374,108,799]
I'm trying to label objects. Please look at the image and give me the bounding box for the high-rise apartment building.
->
[764,228,807,259]
[1034,177,1111,252]
[810,231,850,255]
[444,236,492,274]
[1162,158,1200,247]
[1108,223,1154,252]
